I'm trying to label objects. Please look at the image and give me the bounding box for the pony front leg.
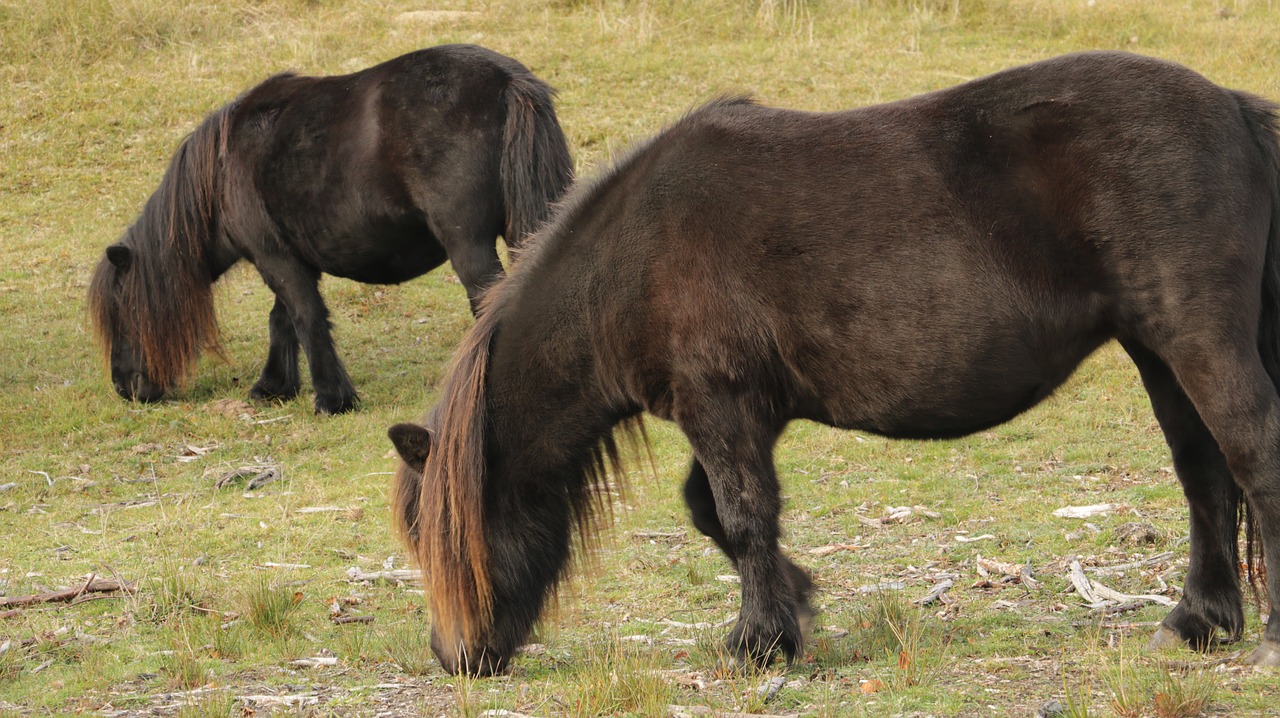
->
[249,296,302,402]
[254,259,358,414]
[683,460,816,639]
[682,413,802,666]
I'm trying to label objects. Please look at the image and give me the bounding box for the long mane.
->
[89,103,231,389]
[412,298,502,645]
[406,105,732,642]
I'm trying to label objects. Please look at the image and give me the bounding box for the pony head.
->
[388,418,511,677]
[89,239,169,402]
[89,107,229,403]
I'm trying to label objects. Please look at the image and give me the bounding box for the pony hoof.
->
[249,383,299,402]
[314,395,358,415]
[1147,626,1186,652]
[1244,640,1280,667]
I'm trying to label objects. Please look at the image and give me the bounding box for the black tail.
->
[500,74,574,246]
[1236,89,1280,600]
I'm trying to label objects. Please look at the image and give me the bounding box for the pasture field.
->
[3,0,1280,715]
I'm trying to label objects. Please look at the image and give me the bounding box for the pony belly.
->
[317,227,449,285]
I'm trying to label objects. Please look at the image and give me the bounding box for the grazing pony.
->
[388,51,1280,674]
[89,45,573,414]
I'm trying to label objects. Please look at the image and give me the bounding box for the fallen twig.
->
[288,656,338,668]
[1088,552,1177,576]
[1068,560,1174,609]
[239,693,318,707]
[1053,503,1114,519]
[914,579,954,605]
[215,465,280,490]
[345,567,419,583]
[0,576,135,608]
[633,530,686,540]
[807,543,867,556]
[332,614,375,625]
[669,705,799,718]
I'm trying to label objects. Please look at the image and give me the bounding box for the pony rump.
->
[89,105,230,389]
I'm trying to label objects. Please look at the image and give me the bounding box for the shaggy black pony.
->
[388,51,1280,675]
[90,44,573,414]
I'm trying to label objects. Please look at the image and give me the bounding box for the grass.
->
[3,0,1280,715]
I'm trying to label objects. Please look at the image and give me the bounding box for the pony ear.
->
[388,423,433,471]
[105,244,132,271]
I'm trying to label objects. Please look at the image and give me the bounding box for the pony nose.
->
[115,373,165,403]
[430,630,507,677]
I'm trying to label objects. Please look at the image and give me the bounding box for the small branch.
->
[669,705,799,718]
[1068,560,1175,608]
[914,579,954,605]
[345,567,419,583]
[0,577,135,608]
[332,615,375,625]
[215,466,280,490]
[1087,552,1177,576]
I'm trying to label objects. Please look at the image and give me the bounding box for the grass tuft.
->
[1152,659,1218,718]
[380,623,436,676]
[556,634,675,717]
[243,578,302,638]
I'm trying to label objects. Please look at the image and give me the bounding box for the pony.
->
[89,44,573,414]
[387,51,1280,674]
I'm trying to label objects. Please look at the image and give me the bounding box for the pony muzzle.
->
[113,371,166,404]
[430,629,508,677]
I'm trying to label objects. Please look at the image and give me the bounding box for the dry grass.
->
[2,0,1279,715]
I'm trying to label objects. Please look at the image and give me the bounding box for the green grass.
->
[3,0,1280,715]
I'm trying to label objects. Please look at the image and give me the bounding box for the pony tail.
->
[1237,89,1280,599]
[499,74,573,246]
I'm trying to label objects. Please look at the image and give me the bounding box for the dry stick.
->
[332,615,375,625]
[345,567,419,583]
[0,609,20,619]
[0,577,136,608]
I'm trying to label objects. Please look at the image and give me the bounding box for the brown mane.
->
[401,139,671,645]
[88,104,230,389]
[409,291,503,646]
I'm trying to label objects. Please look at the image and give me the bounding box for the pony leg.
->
[683,460,815,638]
[249,296,301,402]
[1122,342,1244,649]
[254,259,357,414]
[1159,343,1280,665]
[442,235,503,314]
[679,410,802,666]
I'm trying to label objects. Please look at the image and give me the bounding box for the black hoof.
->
[314,392,358,415]
[249,380,299,402]
[1156,599,1243,651]
[724,618,802,669]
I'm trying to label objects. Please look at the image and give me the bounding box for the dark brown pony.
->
[90,44,573,414]
[389,51,1280,675]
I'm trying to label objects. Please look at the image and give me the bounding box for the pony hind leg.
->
[253,258,357,414]
[683,460,815,639]
[1153,340,1280,665]
[439,230,503,314]
[249,296,302,402]
[1122,341,1244,649]
[678,405,805,666]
